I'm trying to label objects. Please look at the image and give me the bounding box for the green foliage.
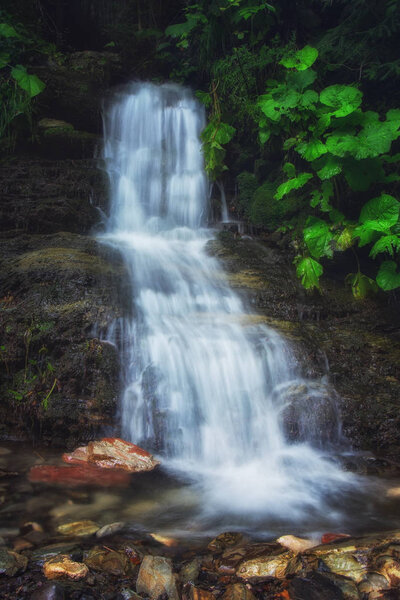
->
[295,257,323,291]
[274,173,312,200]
[376,260,400,291]
[345,271,378,299]
[0,12,47,142]
[303,217,334,259]
[201,117,236,180]
[280,45,318,71]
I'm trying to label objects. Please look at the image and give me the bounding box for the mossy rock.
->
[236,171,258,218]
[37,119,99,159]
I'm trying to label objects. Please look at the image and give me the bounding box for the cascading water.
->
[100,82,358,532]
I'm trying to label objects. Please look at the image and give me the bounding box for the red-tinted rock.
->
[321,533,351,545]
[63,438,160,473]
[28,464,131,487]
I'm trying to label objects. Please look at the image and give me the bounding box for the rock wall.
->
[0,51,128,446]
[208,231,400,460]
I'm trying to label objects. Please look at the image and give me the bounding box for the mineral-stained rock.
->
[374,555,400,586]
[0,547,28,576]
[221,582,257,600]
[84,545,131,576]
[321,533,351,545]
[357,572,390,595]
[57,520,99,537]
[136,555,179,600]
[237,550,293,580]
[30,542,81,566]
[63,438,160,473]
[43,554,88,580]
[28,464,131,487]
[320,552,366,583]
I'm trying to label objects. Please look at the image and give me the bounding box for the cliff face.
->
[0,51,129,446]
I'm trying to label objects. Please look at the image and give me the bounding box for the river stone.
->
[136,555,179,600]
[237,551,293,579]
[277,534,318,553]
[374,555,400,586]
[189,587,215,600]
[64,438,160,472]
[357,572,390,595]
[96,521,126,538]
[84,545,131,575]
[322,573,360,600]
[31,582,65,600]
[30,542,81,566]
[43,554,88,580]
[179,557,203,584]
[221,582,257,600]
[0,547,28,576]
[208,532,244,552]
[57,520,99,537]
[320,552,366,582]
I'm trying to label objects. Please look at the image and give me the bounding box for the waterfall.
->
[100,82,355,524]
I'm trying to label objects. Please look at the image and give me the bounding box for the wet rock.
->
[43,554,89,580]
[189,586,215,600]
[57,520,99,537]
[319,551,366,582]
[136,555,179,600]
[277,534,319,553]
[180,557,203,584]
[13,538,34,552]
[358,572,390,595]
[28,464,131,487]
[30,542,81,566]
[221,582,257,600]
[208,532,244,552]
[84,545,131,576]
[64,438,160,473]
[31,582,65,600]
[322,573,360,599]
[288,572,353,600]
[216,544,280,576]
[374,555,400,586]
[0,547,28,576]
[237,550,292,580]
[96,522,126,538]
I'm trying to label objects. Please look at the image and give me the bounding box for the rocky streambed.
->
[2,440,400,599]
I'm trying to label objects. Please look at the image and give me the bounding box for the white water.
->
[100,82,356,527]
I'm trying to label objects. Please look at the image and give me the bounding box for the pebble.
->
[57,520,99,537]
[136,555,179,600]
[96,521,125,538]
[43,554,89,580]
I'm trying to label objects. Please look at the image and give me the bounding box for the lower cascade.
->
[100,82,356,532]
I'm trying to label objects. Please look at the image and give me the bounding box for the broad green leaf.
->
[283,137,297,150]
[214,122,235,144]
[346,272,378,299]
[274,172,313,200]
[299,89,319,109]
[319,85,362,117]
[354,121,399,159]
[303,216,334,258]
[282,162,296,178]
[314,154,342,180]
[352,224,378,247]
[259,129,271,143]
[296,257,323,290]
[286,69,317,91]
[343,158,385,191]
[0,23,19,38]
[11,65,46,97]
[359,193,399,231]
[310,182,333,212]
[376,260,400,291]
[370,235,400,259]
[296,138,327,161]
[325,133,358,157]
[280,46,318,71]
[335,227,353,251]
[382,152,400,163]
[329,209,346,225]
[258,97,282,121]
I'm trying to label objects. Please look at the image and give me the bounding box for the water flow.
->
[101,82,356,525]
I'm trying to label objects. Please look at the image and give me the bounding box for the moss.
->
[236,171,258,218]
[15,247,122,276]
[226,270,269,290]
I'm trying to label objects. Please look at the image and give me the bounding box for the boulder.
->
[0,547,28,576]
[277,535,319,553]
[136,555,179,600]
[84,545,131,576]
[63,438,160,472]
